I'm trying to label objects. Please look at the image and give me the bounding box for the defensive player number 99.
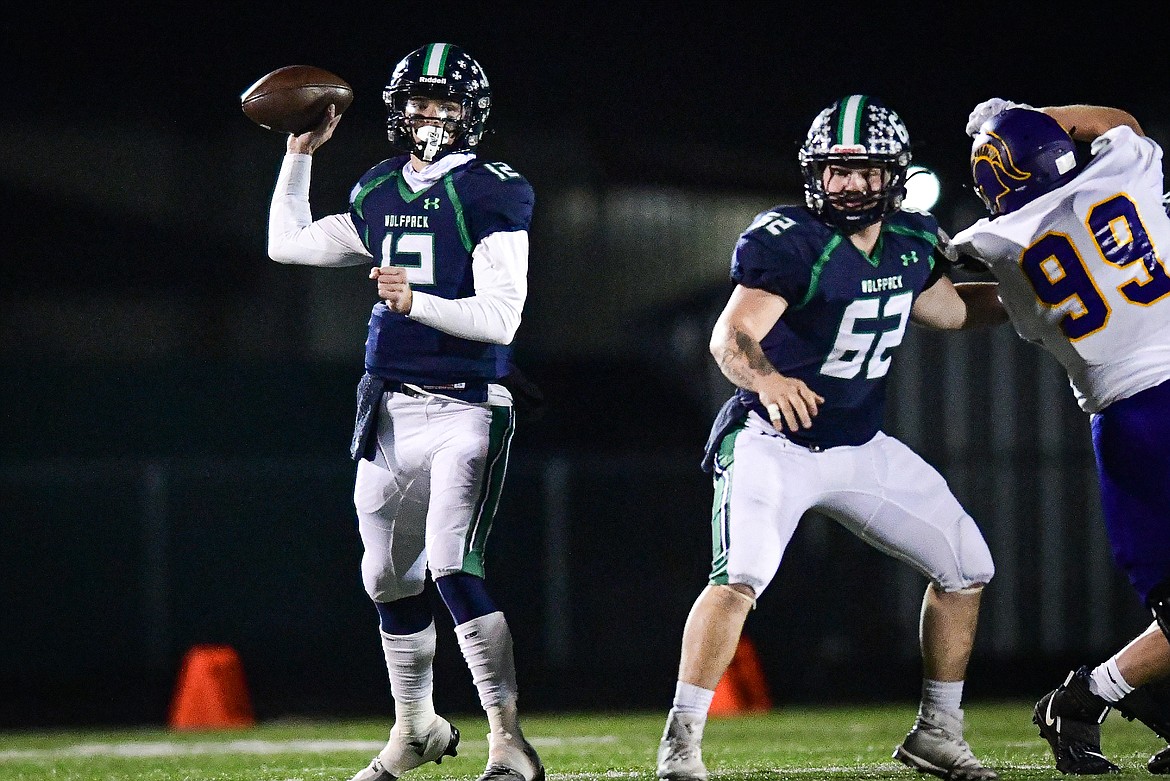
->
[1021,193,1170,340]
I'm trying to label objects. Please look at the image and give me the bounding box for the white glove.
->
[966,98,1034,137]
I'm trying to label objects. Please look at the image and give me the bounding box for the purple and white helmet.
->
[970,107,1078,216]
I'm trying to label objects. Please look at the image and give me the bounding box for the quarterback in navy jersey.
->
[657,96,1008,781]
[350,152,533,390]
[267,43,543,781]
[955,99,1170,775]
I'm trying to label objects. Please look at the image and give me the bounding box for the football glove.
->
[500,364,546,422]
[966,97,1035,137]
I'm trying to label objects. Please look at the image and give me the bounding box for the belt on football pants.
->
[385,381,489,404]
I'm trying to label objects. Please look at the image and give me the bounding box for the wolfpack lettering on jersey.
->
[385,214,431,228]
[730,206,946,448]
[349,156,534,392]
[952,126,1170,412]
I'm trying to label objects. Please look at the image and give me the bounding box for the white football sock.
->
[380,622,437,736]
[920,679,964,715]
[1089,657,1134,702]
[671,681,715,717]
[455,612,521,736]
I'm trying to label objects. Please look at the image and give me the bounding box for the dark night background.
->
[2,1,1169,730]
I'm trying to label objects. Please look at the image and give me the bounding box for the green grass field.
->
[0,702,1164,781]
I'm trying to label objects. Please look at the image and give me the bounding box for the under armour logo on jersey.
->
[423,197,441,210]
[901,250,920,266]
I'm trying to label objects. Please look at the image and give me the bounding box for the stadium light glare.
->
[904,165,941,212]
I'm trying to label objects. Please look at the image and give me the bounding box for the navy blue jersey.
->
[729,206,947,448]
[349,155,534,389]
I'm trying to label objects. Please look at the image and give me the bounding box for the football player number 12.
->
[381,233,436,285]
[1021,193,1170,340]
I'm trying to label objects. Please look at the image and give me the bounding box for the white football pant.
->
[354,388,515,603]
[712,412,994,597]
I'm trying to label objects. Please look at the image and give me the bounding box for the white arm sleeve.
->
[267,153,372,267]
[407,229,528,345]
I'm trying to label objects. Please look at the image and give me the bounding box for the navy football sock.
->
[375,594,433,635]
[435,572,498,624]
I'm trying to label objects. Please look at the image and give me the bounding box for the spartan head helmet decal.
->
[971,132,1032,215]
[970,108,1078,217]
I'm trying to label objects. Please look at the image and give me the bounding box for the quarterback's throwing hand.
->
[370,266,413,314]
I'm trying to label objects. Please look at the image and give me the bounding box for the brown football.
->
[240,65,354,134]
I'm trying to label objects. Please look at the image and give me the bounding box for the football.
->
[240,65,353,135]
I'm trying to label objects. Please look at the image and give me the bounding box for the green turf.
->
[0,701,1163,780]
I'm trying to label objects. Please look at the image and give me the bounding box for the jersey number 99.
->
[1020,194,1170,340]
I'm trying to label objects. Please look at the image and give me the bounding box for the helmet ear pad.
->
[970,108,1078,216]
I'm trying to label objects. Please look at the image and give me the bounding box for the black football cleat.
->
[1032,667,1119,775]
[1111,676,1170,774]
[1150,745,1170,774]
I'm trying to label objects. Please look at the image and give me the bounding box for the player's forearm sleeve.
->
[407,230,528,345]
[267,153,371,267]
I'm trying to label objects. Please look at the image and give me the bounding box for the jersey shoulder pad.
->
[360,156,408,185]
[888,207,940,235]
[739,205,828,249]
[462,160,534,196]
[453,160,535,237]
[1089,125,1162,172]
[732,206,827,294]
[349,156,408,204]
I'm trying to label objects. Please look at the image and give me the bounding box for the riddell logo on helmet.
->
[829,144,867,154]
[418,76,447,84]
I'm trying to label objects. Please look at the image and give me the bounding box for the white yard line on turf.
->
[0,734,618,760]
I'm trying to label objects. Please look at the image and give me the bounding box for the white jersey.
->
[952,126,1170,412]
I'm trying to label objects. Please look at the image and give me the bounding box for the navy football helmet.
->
[383,43,491,162]
[800,95,912,231]
[970,107,1078,216]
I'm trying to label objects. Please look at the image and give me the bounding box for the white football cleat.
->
[894,707,998,781]
[656,710,708,781]
[349,716,460,781]
[475,729,545,781]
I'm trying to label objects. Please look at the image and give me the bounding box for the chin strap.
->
[414,125,449,162]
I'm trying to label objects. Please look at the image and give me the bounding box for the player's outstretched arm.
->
[911,278,1008,330]
[1041,104,1144,141]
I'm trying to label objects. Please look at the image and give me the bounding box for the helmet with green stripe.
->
[383,43,491,162]
[799,94,912,231]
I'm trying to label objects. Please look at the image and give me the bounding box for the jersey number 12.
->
[381,232,436,285]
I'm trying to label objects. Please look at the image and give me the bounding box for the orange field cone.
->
[168,644,256,730]
[709,635,772,716]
